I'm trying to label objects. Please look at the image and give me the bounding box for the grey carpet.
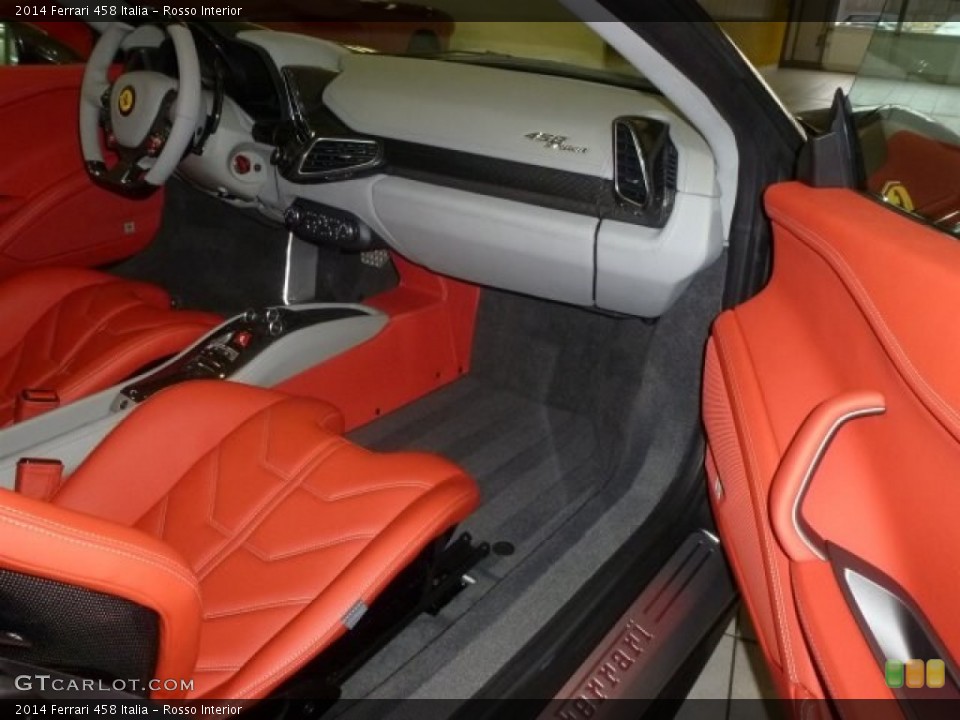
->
[350,377,604,577]
[339,255,726,705]
[337,287,659,702]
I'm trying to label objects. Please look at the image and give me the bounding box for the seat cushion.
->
[0,267,221,426]
[46,381,480,699]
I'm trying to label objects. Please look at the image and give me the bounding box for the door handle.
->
[769,391,885,562]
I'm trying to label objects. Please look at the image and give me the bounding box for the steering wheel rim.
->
[79,22,203,195]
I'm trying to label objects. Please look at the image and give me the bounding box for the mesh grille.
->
[0,569,159,689]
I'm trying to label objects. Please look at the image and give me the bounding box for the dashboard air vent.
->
[299,138,382,177]
[614,120,650,207]
[613,117,676,214]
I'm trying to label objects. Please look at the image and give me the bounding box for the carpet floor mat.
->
[349,375,605,576]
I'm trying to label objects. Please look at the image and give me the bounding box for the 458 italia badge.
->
[524,132,588,154]
[118,86,136,116]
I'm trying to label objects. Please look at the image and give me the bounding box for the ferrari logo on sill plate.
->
[118,86,136,116]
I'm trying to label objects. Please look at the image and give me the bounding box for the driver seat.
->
[0,267,221,427]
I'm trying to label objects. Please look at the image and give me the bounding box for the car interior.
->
[0,17,744,708]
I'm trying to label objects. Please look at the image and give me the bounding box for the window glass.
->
[849,0,960,233]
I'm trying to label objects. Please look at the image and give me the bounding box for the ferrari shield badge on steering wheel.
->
[118,86,136,117]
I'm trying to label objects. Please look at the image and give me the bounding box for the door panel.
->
[0,65,163,279]
[704,181,960,708]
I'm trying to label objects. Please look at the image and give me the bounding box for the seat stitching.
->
[2,286,163,400]
[203,597,312,620]
[5,303,63,393]
[0,511,201,602]
[0,504,198,587]
[194,432,345,580]
[315,409,342,432]
[200,430,342,545]
[258,406,343,480]
[203,444,233,540]
[242,532,373,563]
[300,479,432,503]
[49,288,144,373]
[156,495,170,540]
[233,484,476,699]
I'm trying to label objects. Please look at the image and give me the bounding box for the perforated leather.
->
[0,267,220,426]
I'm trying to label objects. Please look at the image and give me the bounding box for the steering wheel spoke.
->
[79,22,202,196]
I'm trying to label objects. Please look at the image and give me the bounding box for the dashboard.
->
[142,24,724,318]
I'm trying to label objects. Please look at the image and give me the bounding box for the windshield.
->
[255,5,649,89]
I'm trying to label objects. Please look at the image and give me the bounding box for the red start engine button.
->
[233,154,252,175]
[231,330,253,349]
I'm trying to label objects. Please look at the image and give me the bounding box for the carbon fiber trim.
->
[382,139,672,228]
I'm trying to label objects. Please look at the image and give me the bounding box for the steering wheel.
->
[79,23,203,196]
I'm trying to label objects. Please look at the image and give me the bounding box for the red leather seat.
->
[1,381,479,700]
[0,267,221,426]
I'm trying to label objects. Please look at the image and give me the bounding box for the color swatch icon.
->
[927,659,946,689]
[885,660,904,688]
[906,659,925,688]
[885,659,946,689]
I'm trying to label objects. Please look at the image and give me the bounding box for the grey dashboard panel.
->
[595,192,724,316]
[322,54,716,197]
[265,46,724,318]
[371,177,598,306]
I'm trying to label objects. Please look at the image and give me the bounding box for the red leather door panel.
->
[0,65,163,279]
[704,182,960,710]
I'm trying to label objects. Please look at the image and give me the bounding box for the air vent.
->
[614,120,650,207]
[656,140,679,194]
[298,138,382,177]
[613,117,676,214]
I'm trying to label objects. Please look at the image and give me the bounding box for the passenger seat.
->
[0,381,480,699]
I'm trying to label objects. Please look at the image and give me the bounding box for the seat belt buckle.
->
[14,389,60,423]
[15,459,65,502]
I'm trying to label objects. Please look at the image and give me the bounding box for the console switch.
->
[232,330,253,349]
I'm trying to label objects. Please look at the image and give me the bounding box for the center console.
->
[117,305,371,406]
[0,303,388,484]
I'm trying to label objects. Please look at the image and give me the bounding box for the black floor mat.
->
[349,287,653,566]
[350,376,604,572]
[339,288,657,699]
